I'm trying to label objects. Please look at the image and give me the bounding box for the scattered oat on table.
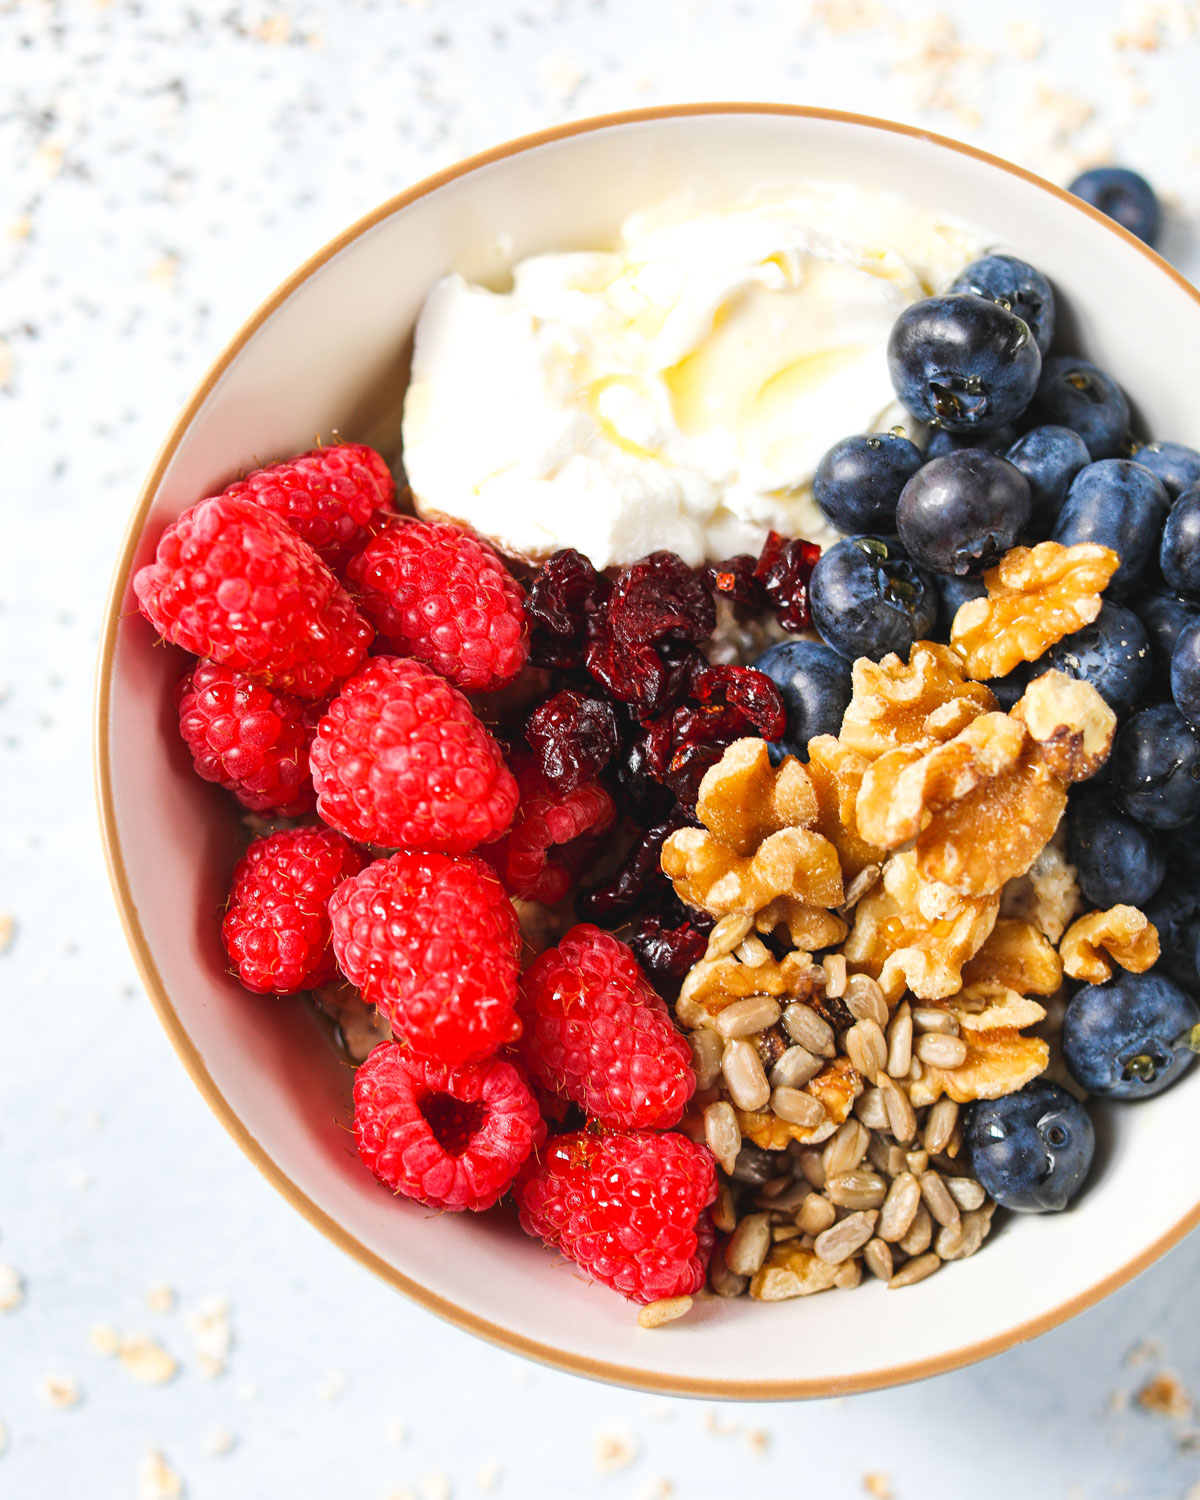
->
[186,1294,232,1378]
[1006,18,1044,58]
[0,914,14,951]
[1136,1372,1192,1419]
[474,1460,501,1493]
[39,1375,80,1409]
[318,1370,347,1401]
[145,1284,176,1314]
[205,1427,236,1458]
[593,1428,639,1474]
[863,1473,895,1499]
[419,1471,452,1500]
[0,1419,8,1456]
[744,1427,771,1457]
[1126,1337,1164,1367]
[703,1407,738,1437]
[637,1295,692,1328]
[139,1448,184,1500]
[387,1420,409,1445]
[117,1334,179,1386]
[0,1263,24,1311]
[636,1481,674,1500]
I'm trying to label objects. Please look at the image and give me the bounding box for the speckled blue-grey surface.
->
[4,1,1200,1496]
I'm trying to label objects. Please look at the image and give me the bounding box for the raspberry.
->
[134,494,373,700]
[354,1042,544,1212]
[174,660,318,815]
[517,924,695,1130]
[310,656,519,852]
[222,826,364,994]
[329,850,521,1063]
[515,1130,717,1303]
[482,757,615,904]
[346,520,528,692]
[223,442,396,570]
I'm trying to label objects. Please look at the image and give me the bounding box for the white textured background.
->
[4,2,1200,1497]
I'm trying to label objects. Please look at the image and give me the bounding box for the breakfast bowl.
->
[96,104,1200,1398]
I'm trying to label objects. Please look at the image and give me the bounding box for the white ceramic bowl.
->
[96,105,1200,1398]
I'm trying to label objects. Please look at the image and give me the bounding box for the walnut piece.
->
[950,542,1120,680]
[662,825,844,918]
[749,1244,841,1301]
[915,742,1067,897]
[856,711,1027,849]
[676,949,821,1027]
[805,735,886,882]
[1011,669,1117,783]
[754,899,848,951]
[839,641,997,760]
[909,1028,1050,1107]
[961,918,1063,995]
[695,737,818,855]
[843,851,999,1002]
[999,833,1082,944]
[1060,905,1161,983]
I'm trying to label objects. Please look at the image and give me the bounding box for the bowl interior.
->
[99,107,1200,1397]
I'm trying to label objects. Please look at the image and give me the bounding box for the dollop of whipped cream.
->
[401,184,982,568]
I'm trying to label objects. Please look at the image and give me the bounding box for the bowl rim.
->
[94,100,1200,1401]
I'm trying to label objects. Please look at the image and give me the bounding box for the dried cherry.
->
[755,530,820,632]
[524,690,620,793]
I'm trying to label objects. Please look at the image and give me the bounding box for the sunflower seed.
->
[945,1176,986,1211]
[709,1256,748,1297]
[713,1183,737,1234]
[704,914,754,961]
[638,1295,693,1328]
[771,1087,826,1128]
[725,1213,772,1276]
[722,1039,771,1110]
[844,1019,887,1081]
[834,1258,863,1289]
[844,973,887,1027]
[936,1203,995,1261]
[878,1171,921,1242]
[730,1143,774,1185]
[898,1201,933,1256]
[736,933,773,967]
[814,1209,878,1264]
[770,1044,823,1090]
[886,999,913,1078]
[915,1033,968,1069]
[823,1119,870,1178]
[822,953,848,998]
[824,1170,888,1210]
[905,1148,930,1176]
[782,1004,836,1058]
[863,1238,894,1282]
[717,996,782,1039]
[795,1147,826,1189]
[772,1223,804,1243]
[795,1193,838,1235]
[878,1073,918,1143]
[919,1171,961,1229]
[854,1086,890,1130]
[922,1098,959,1157]
[867,1133,907,1178]
[888,1252,941,1289]
[912,1008,960,1035]
[704,1101,741,1174]
[689,1028,724,1090]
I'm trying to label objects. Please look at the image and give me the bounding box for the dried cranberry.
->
[584,628,668,711]
[628,913,712,997]
[576,811,688,927]
[614,714,676,820]
[755,531,821,632]
[608,551,715,648]
[690,664,785,740]
[663,702,752,813]
[524,690,620,793]
[527,549,612,666]
[703,554,767,611]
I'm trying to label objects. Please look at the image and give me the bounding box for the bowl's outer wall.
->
[101,108,1200,1397]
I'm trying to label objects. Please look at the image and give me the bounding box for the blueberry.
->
[1046,603,1152,715]
[812,431,924,534]
[966,1082,1094,1212]
[751,640,853,760]
[1110,702,1200,828]
[987,658,1037,712]
[1030,355,1131,460]
[949,253,1056,356]
[925,425,1016,459]
[1160,485,1200,598]
[1050,459,1171,597]
[887,293,1041,434]
[1063,972,1199,1099]
[1005,426,1091,538]
[896,451,1032,576]
[809,535,937,663]
[1069,166,1162,247]
[1135,441,1200,501]
[1067,785,1165,908]
[933,572,986,640]
[1171,619,1200,725]
[1138,590,1200,686]
[1146,835,1200,988]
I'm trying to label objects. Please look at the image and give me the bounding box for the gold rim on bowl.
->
[94,101,1200,1399]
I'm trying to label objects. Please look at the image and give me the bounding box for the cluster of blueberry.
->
[751,245,1200,1216]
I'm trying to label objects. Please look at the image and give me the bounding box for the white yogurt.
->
[401,183,982,568]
